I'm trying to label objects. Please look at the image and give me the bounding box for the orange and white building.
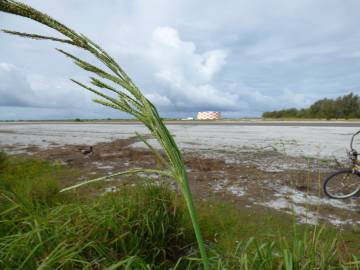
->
[196,111,221,120]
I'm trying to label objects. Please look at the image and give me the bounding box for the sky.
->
[1,0,360,120]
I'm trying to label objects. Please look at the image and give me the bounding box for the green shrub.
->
[262,92,360,119]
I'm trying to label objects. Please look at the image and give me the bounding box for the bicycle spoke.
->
[324,169,360,199]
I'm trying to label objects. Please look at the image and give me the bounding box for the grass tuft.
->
[0,157,191,269]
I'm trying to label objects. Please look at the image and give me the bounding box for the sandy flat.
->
[0,122,359,159]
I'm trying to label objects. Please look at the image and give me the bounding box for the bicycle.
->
[323,130,360,199]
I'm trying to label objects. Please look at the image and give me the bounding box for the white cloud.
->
[145,92,172,107]
[200,50,227,80]
[0,63,16,72]
[155,69,237,109]
[148,26,232,110]
[152,26,195,52]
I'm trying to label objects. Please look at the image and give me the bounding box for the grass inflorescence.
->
[0,1,209,266]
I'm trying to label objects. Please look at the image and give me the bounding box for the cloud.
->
[147,26,233,110]
[2,0,360,119]
[0,63,35,107]
[0,62,129,120]
[145,92,172,107]
[150,26,227,82]
[0,63,16,72]
[0,62,94,109]
[201,50,227,80]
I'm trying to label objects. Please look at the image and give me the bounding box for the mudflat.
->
[1,122,360,228]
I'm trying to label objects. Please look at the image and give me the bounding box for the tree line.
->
[262,93,360,119]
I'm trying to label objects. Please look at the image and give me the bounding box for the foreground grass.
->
[0,152,359,269]
[0,153,190,269]
[197,201,360,269]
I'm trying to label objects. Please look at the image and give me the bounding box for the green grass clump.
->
[0,159,190,269]
[0,187,188,269]
[193,201,360,269]
[0,156,67,210]
[208,234,355,270]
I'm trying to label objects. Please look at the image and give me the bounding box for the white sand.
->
[1,122,358,160]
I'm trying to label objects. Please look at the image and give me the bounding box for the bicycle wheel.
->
[323,168,360,199]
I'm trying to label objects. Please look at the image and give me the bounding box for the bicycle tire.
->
[323,168,360,199]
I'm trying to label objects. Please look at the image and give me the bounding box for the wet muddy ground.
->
[4,135,359,229]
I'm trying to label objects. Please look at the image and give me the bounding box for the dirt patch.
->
[1,144,41,155]
[0,130,15,134]
[5,137,360,228]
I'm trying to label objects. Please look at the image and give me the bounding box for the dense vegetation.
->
[263,93,360,119]
[0,152,359,269]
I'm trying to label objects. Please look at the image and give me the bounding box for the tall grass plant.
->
[0,1,209,267]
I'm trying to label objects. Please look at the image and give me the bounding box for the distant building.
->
[181,117,194,120]
[196,111,221,120]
